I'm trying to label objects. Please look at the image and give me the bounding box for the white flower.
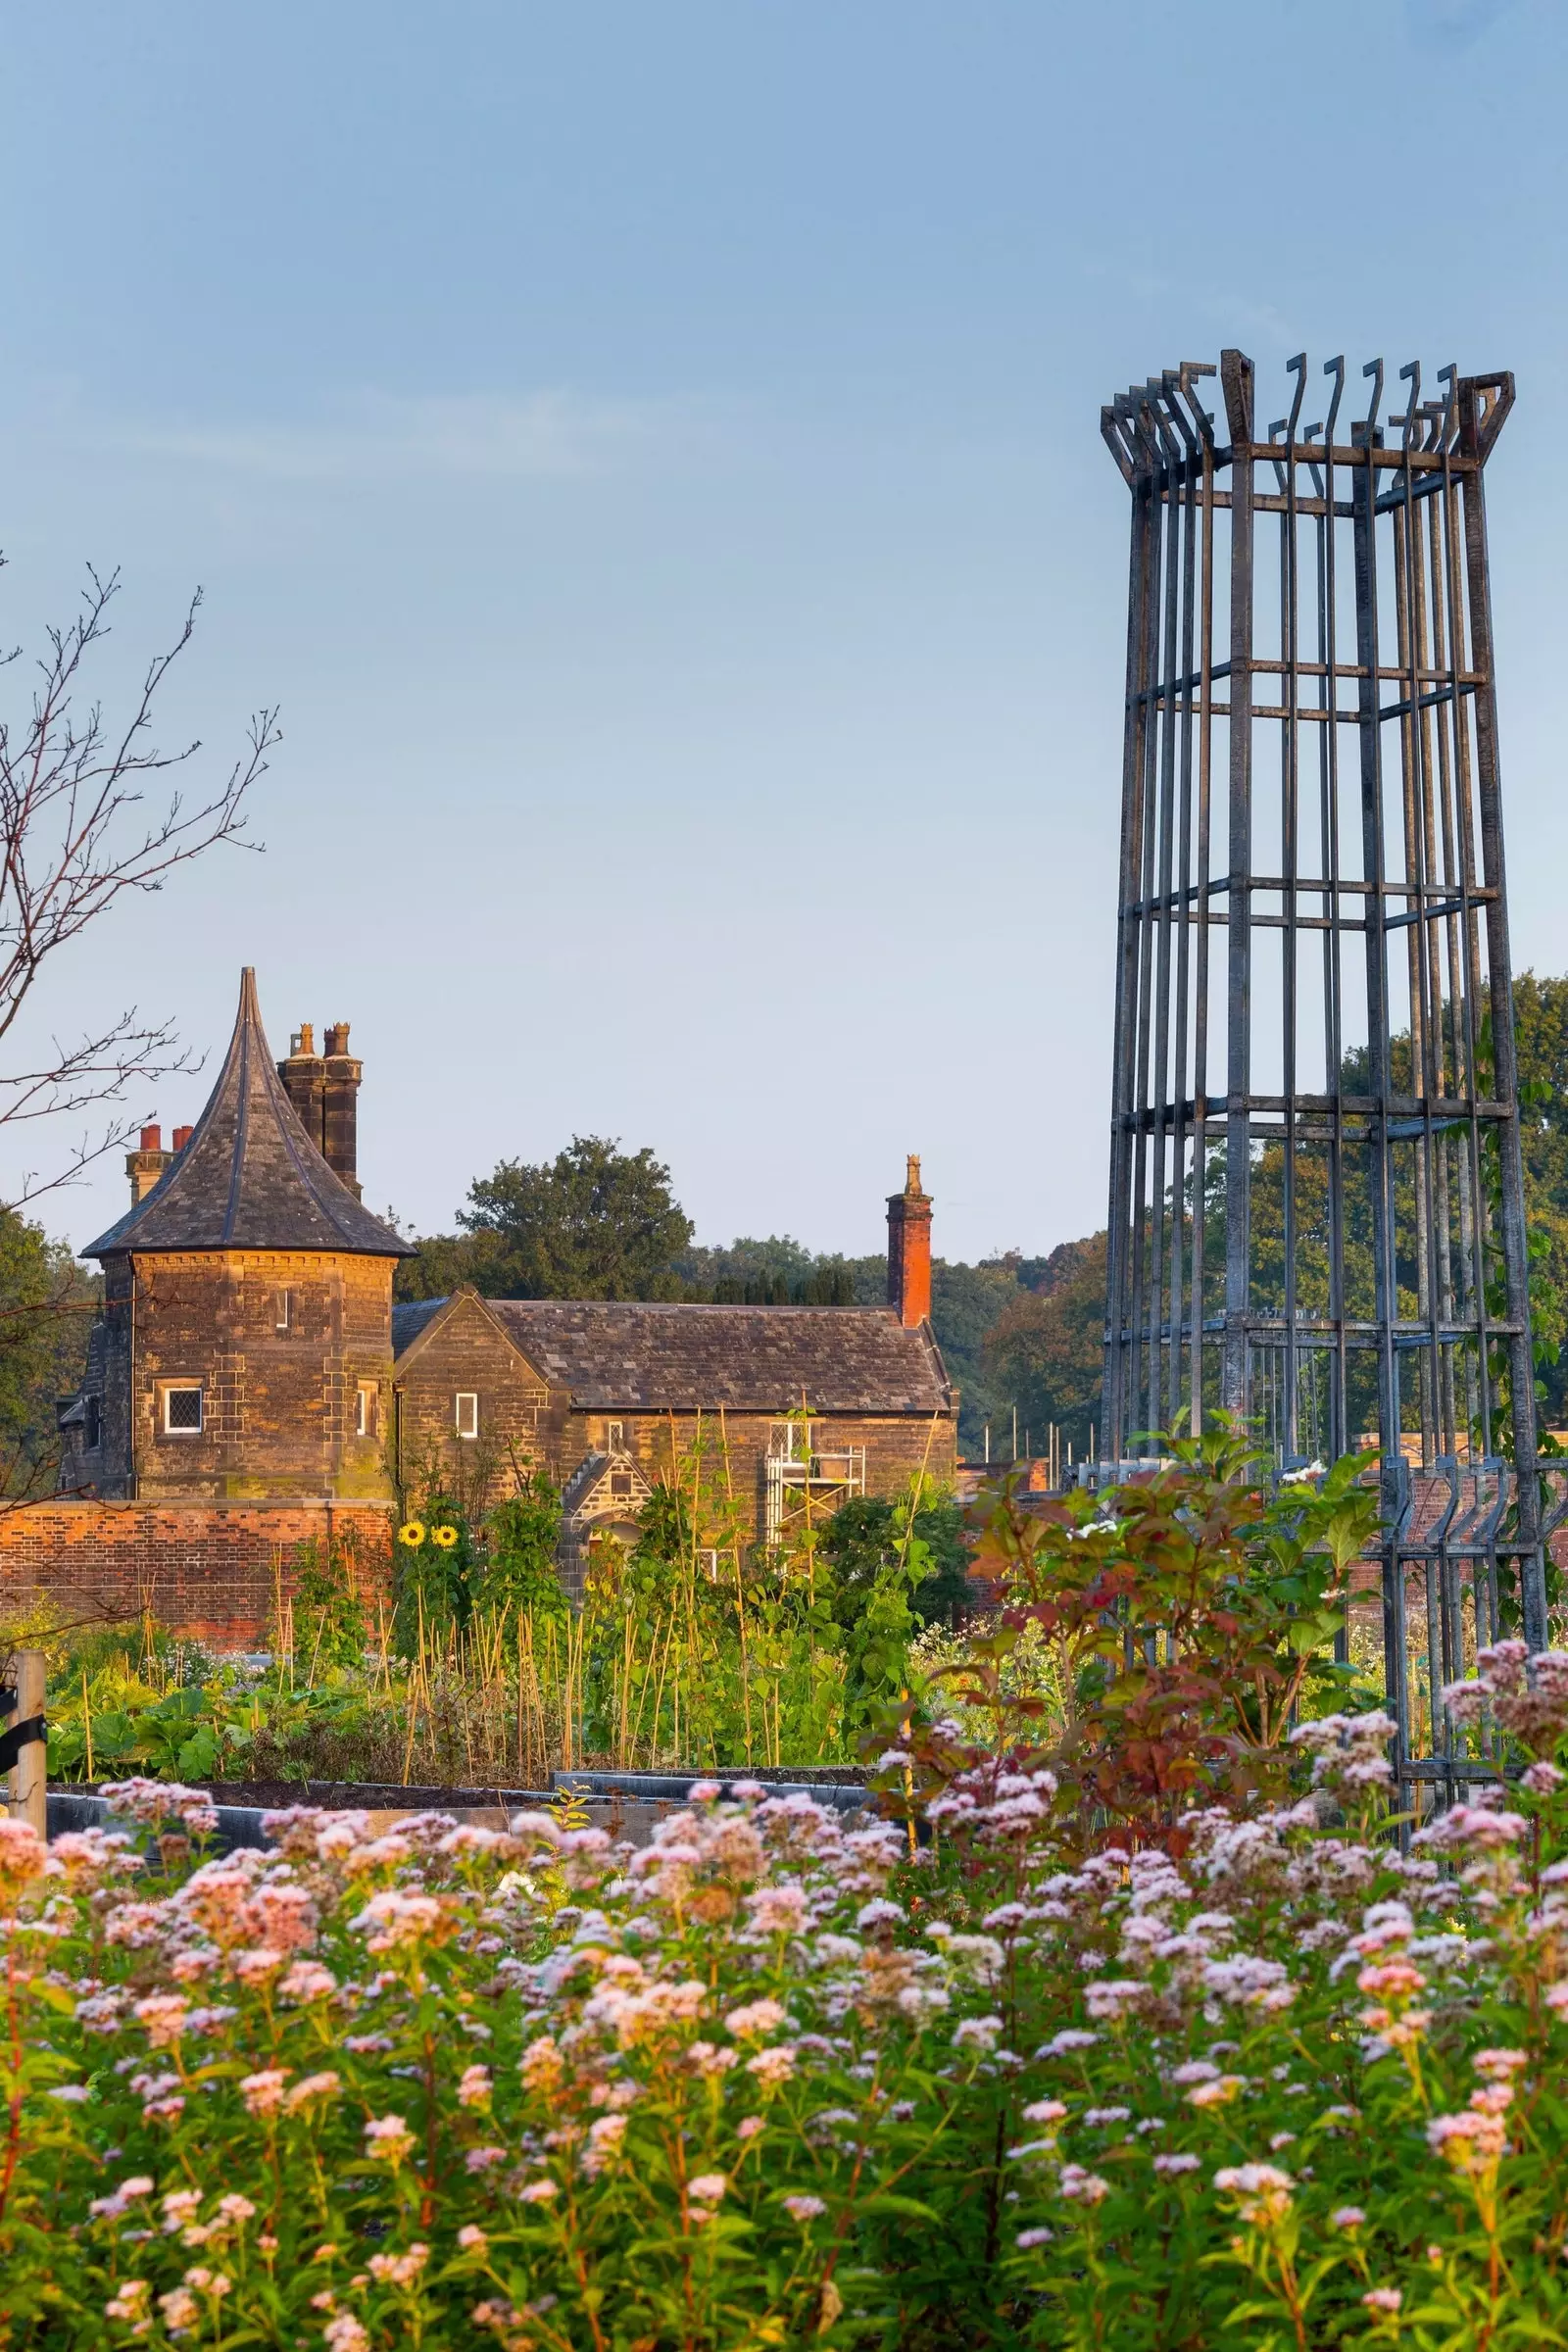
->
[953,2015,1003,2053]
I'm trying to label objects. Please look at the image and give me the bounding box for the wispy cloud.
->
[1404,0,1522,46]
[112,388,667,483]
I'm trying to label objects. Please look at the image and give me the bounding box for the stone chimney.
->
[886,1154,933,1328]
[126,1124,172,1204]
[278,1024,325,1150]
[321,1022,363,1200]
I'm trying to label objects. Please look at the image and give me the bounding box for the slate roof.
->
[83,969,413,1261]
[391,1298,448,1353]
[393,1294,952,1415]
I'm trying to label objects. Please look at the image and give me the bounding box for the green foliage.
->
[389,1226,497,1302]
[673,1234,861,1303]
[981,1234,1107,1459]
[289,1534,369,1672]
[950,1425,1381,1838]
[457,1134,693,1299]
[474,1472,566,1626]
[15,1606,1568,2349]
[391,1505,475,1655]
[0,1209,97,1495]
[818,1486,972,1629]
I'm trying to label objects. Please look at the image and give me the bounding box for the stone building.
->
[391,1165,955,1586]
[21,973,956,1641]
[67,968,411,1503]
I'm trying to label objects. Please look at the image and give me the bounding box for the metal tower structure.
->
[1099,350,1550,1745]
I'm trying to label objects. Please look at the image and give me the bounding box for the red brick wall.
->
[0,1498,395,1648]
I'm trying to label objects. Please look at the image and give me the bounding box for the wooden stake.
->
[9,1651,47,1838]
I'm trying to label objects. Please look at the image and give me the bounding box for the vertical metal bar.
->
[1351,362,1411,1788]
[1457,375,1544,1649]
[1280,358,1305,1457]
[1188,376,1218,1436]
[1128,398,1166,1450]
[1221,350,1255,1419]
[1163,375,1201,1436]
[1320,360,1348,1463]
[1146,393,1184,1444]
[1102,409,1152,1465]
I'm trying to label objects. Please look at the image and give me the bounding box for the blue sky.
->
[1,0,1564,1263]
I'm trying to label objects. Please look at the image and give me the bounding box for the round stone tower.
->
[80,969,414,1503]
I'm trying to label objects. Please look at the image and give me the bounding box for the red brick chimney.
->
[126,1125,172,1204]
[887,1154,933,1328]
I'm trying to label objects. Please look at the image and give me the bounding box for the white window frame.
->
[356,1382,378,1439]
[162,1384,204,1437]
[454,1392,479,1441]
[275,1287,293,1333]
[606,1419,623,1453]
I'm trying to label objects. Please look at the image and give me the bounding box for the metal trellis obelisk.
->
[1099,348,1556,1787]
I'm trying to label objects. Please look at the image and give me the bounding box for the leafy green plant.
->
[912,1425,1379,1844]
[391,1506,474,1656]
[288,1533,370,1673]
[475,1473,565,1628]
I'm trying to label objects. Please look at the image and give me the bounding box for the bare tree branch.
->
[0,563,274,1212]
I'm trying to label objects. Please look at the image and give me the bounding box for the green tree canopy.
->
[981,1233,1107,1458]
[450,1136,695,1300]
[0,1213,97,1496]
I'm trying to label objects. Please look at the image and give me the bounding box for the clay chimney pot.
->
[172,1125,193,1152]
[139,1124,162,1152]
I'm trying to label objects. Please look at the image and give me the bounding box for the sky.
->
[1,0,1565,1265]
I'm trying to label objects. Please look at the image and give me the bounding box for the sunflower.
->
[397,1520,426,1548]
[431,1525,460,1550]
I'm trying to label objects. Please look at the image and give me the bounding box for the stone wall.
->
[89,1250,399,1503]
[392,1295,572,1504]
[0,1498,396,1648]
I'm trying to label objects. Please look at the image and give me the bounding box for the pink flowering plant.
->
[6,1471,1568,2343]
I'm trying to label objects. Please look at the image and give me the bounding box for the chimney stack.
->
[126,1125,173,1204]
[172,1125,193,1152]
[276,1017,363,1199]
[278,1022,325,1157]
[886,1153,933,1328]
[321,1022,363,1200]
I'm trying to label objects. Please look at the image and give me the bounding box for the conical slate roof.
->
[83,969,412,1260]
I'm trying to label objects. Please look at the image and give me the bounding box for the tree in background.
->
[1512,971,1568,1429]
[982,1233,1107,1458]
[449,1136,694,1300]
[0,1214,99,1499]
[673,1235,860,1303]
